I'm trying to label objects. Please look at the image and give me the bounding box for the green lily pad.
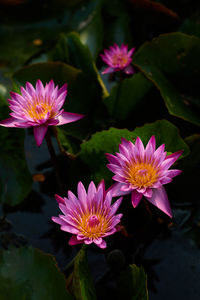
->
[0,246,74,300]
[103,72,153,120]
[133,32,200,126]
[80,120,189,183]
[0,0,102,71]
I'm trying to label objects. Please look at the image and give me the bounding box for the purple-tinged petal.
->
[165,169,182,178]
[55,194,65,205]
[146,135,156,153]
[146,187,172,218]
[161,151,183,170]
[105,153,121,166]
[153,144,165,160]
[77,181,87,203]
[112,174,126,183]
[108,182,130,197]
[0,117,20,127]
[69,235,83,245]
[128,47,135,57]
[84,238,93,245]
[36,79,45,96]
[96,239,107,249]
[124,65,134,75]
[33,125,48,147]
[143,188,152,198]
[57,111,84,126]
[160,177,172,185]
[102,67,115,74]
[131,190,143,208]
[110,197,123,216]
[57,83,68,97]
[135,137,145,159]
[120,184,133,192]
[25,82,36,96]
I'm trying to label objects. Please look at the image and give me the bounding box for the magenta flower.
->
[52,181,123,249]
[0,80,84,146]
[106,136,183,218]
[100,43,135,75]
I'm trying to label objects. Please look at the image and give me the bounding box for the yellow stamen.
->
[112,53,128,67]
[77,213,109,239]
[125,162,159,189]
[27,102,54,121]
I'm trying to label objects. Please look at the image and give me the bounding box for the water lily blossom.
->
[106,136,183,218]
[52,181,123,249]
[100,43,135,75]
[0,80,84,146]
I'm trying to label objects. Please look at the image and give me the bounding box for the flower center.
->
[125,162,158,189]
[27,101,54,121]
[87,215,100,227]
[77,213,109,239]
[112,53,128,68]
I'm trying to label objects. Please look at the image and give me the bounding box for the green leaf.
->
[79,5,103,61]
[116,264,149,300]
[102,0,132,45]
[80,120,189,183]
[104,72,153,120]
[0,0,102,71]
[51,32,108,97]
[0,247,74,300]
[133,32,200,126]
[0,127,32,206]
[68,246,97,300]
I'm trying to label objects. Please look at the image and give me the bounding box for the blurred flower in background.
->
[100,43,135,75]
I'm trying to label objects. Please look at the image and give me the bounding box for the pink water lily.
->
[106,136,183,218]
[0,80,84,146]
[52,180,123,249]
[100,43,135,75]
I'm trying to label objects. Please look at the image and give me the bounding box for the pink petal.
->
[105,153,121,166]
[160,177,172,184]
[57,83,68,97]
[153,144,165,160]
[108,182,130,197]
[95,239,107,249]
[0,117,20,127]
[143,188,152,198]
[102,67,114,74]
[55,194,65,205]
[128,47,135,57]
[36,79,45,96]
[68,235,83,246]
[165,169,182,178]
[131,190,143,208]
[57,112,84,126]
[124,65,134,75]
[145,135,156,153]
[110,197,123,215]
[25,82,36,96]
[146,187,172,218]
[135,137,144,160]
[33,125,48,147]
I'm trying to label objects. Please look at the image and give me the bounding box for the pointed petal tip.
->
[33,125,48,147]
[55,194,65,205]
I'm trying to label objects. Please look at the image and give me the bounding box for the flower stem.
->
[45,129,63,193]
